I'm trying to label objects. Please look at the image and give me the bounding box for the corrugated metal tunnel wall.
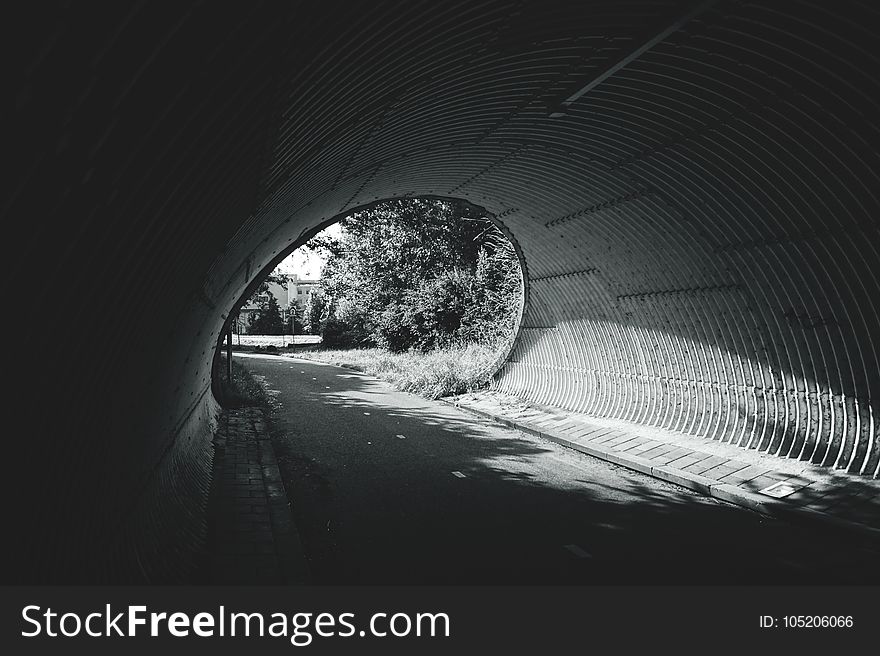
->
[4,0,878,582]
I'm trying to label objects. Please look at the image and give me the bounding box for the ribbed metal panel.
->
[491,1,880,477]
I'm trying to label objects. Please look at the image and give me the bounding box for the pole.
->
[226,324,232,383]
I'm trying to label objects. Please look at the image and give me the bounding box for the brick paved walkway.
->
[206,407,309,583]
[446,391,879,538]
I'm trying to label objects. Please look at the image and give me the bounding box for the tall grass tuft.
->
[289,342,502,399]
[216,358,273,408]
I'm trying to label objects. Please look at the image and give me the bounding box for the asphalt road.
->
[236,352,879,585]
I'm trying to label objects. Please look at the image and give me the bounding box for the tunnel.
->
[5,0,879,583]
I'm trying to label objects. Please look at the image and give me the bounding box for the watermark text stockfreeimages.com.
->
[22,605,450,646]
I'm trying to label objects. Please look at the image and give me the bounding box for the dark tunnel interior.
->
[3,0,879,582]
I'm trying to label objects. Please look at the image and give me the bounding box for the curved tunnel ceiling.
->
[6,0,879,581]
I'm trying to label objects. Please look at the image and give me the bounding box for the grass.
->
[287,342,506,399]
[215,357,273,408]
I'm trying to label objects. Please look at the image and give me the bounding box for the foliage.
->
[248,292,285,335]
[244,272,304,336]
[289,343,502,399]
[216,358,273,408]
[304,290,327,336]
[313,198,522,352]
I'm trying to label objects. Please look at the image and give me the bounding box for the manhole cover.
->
[759,481,798,498]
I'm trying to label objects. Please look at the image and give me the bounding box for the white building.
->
[235,273,321,334]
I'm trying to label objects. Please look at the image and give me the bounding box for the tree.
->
[248,293,284,335]
[304,290,327,335]
[315,198,522,351]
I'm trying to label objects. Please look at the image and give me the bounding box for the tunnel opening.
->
[210,196,529,409]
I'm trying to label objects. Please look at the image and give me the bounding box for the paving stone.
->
[449,391,880,540]
[781,484,832,505]
[682,455,730,475]
[622,439,660,454]
[744,474,791,493]
[647,453,685,466]
[609,435,643,450]
[572,425,606,439]
[589,430,625,444]
[838,501,880,528]
[719,465,772,484]
[618,438,654,453]
[700,461,750,480]
[640,444,680,460]
[207,407,309,584]
[666,452,709,469]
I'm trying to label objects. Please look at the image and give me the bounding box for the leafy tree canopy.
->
[314,198,522,352]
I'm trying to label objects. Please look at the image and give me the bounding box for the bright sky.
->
[274,223,341,279]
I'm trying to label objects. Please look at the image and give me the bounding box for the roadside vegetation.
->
[290,342,504,399]
[307,198,522,353]
[215,358,272,408]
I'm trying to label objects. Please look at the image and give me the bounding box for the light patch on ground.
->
[563,544,592,558]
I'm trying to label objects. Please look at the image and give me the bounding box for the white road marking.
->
[396,434,406,439]
[363,412,370,415]
[451,471,466,478]
[563,544,592,559]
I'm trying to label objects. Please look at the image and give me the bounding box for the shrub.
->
[312,198,522,353]
[290,342,503,399]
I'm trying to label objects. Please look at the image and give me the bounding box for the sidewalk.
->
[444,391,879,540]
[206,407,309,583]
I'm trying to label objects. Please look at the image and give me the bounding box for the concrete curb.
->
[256,426,311,584]
[250,408,312,584]
[271,351,369,374]
[440,399,880,543]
